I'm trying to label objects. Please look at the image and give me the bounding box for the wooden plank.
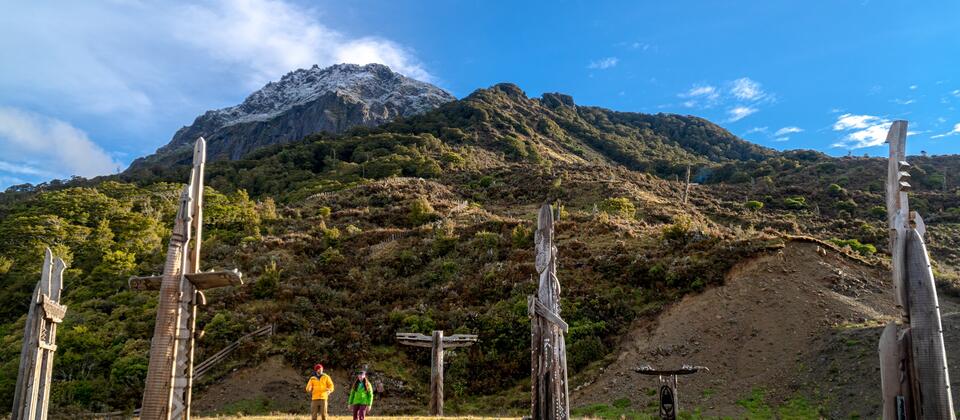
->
[184,270,243,290]
[534,300,569,333]
[878,322,901,420]
[905,229,956,418]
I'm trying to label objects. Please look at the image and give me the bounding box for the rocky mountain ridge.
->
[128,63,455,168]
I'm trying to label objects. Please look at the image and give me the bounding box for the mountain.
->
[127,63,455,170]
[2,75,960,417]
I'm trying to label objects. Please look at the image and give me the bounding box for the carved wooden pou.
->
[529,203,570,420]
[12,248,67,420]
[877,121,955,419]
[135,138,243,420]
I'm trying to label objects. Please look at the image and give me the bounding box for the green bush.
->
[785,196,806,209]
[662,215,692,242]
[408,197,438,226]
[511,224,533,248]
[829,238,877,256]
[598,197,636,219]
[745,200,764,211]
[827,183,845,195]
[836,199,857,213]
[253,260,281,299]
[870,205,887,218]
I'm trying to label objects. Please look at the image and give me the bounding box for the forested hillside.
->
[1,83,959,415]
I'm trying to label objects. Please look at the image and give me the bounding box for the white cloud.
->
[174,0,433,87]
[726,106,758,122]
[931,123,960,139]
[892,98,916,105]
[938,117,947,123]
[0,0,435,116]
[587,57,619,70]
[774,126,804,136]
[909,85,918,90]
[683,85,719,100]
[730,78,766,101]
[0,107,121,179]
[953,89,960,97]
[831,113,892,149]
[745,127,768,134]
[774,137,790,142]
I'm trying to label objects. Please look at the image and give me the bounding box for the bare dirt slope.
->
[571,240,960,418]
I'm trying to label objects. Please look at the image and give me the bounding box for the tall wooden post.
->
[397,331,478,416]
[878,121,955,419]
[134,138,243,420]
[529,203,570,420]
[682,165,691,204]
[12,248,67,420]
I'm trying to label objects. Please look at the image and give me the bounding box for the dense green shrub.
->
[829,238,877,256]
[745,200,764,211]
[598,197,636,219]
[785,196,806,209]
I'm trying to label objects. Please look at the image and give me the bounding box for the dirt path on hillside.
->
[570,241,960,418]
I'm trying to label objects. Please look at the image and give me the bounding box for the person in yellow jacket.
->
[305,363,335,420]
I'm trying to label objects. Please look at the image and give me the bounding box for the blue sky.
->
[1,0,959,188]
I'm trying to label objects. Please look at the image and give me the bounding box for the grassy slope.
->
[0,84,958,416]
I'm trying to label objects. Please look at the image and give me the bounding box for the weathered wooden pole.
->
[397,331,478,416]
[877,121,955,420]
[682,165,691,204]
[529,203,570,420]
[635,366,707,420]
[134,138,243,420]
[430,330,444,415]
[11,248,67,420]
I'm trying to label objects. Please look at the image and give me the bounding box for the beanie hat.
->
[314,364,323,372]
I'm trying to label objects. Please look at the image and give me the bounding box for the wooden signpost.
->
[877,121,955,420]
[133,138,244,420]
[635,365,708,420]
[396,330,478,416]
[11,248,67,420]
[529,203,570,420]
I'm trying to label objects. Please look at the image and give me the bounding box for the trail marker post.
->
[877,121,955,419]
[133,138,244,420]
[396,330,478,416]
[11,248,67,420]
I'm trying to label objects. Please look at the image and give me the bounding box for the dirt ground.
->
[570,240,960,418]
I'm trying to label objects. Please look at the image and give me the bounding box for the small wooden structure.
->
[635,365,708,420]
[11,248,67,420]
[877,121,955,419]
[133,138,244,420]
[396,330,478,416]
[529,203,570,420]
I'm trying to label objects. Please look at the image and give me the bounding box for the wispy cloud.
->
[730,78,766,101]
[909,85,918,90]
[0,107,121,179]
[831,113,892,149]
[727,106,758,122]
[678,77,772,121]
[774,137,790,142]
[587,57,619,70]
[931,123,960,139]
[745,126,768,134]
[774,126,804,136]
[891,98,916,105]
